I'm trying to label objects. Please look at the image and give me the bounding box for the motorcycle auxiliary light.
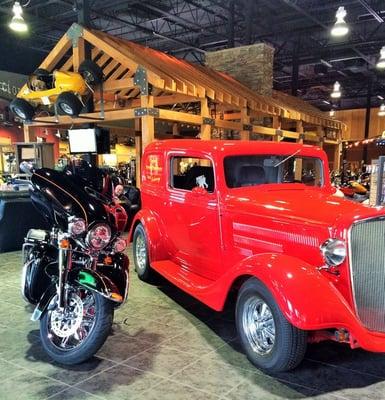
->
[113,238,127,253]
[86,223,111,250]
[320,238,346,266]
[68,218,87,236]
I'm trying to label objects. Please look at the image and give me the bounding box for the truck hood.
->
[223,184,385,231]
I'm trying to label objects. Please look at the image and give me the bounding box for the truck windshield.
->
[224,155,324,188]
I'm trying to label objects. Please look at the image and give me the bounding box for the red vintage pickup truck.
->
[130,139,385,372]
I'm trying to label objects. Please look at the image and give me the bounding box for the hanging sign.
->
[0,71,27,101]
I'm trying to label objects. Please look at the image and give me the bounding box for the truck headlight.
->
[320,239,346,266]
[86,223,111,250]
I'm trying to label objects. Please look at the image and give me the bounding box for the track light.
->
[331,6,349,37]
[9,1,28,32]
[376,46,385,70]
[331,81,341,99]
[379,104,385,117]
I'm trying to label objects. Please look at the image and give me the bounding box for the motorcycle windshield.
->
[30,168,109,227]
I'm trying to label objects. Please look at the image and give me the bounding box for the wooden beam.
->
[223,112,241,121]
[40,33,72,71]
[215,119,242,131]
[28,108,136,127]
[158,109,202,125]
[103,78,135,91]
[73,37,85,72]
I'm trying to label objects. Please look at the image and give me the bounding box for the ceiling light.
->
[331,81,342,98]
[378,95,384,100]
[9,2,27,32]
[331,6,349,37]
[323,100,331,105]
[379,104,385,117]
[376,46,385,70]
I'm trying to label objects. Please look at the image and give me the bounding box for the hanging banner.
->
[0,71,27,101]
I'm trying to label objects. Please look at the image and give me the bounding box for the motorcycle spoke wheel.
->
[47,289,97,352]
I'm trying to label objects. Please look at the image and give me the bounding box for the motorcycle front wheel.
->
[40,287,113,365]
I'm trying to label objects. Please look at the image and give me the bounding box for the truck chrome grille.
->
[350,217,385,332]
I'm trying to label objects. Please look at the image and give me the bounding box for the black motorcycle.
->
[21,168,129,365]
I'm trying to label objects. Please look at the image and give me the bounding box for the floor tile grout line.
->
[138,372,224,399]
[0,355,74,388]
[44,385,106,400]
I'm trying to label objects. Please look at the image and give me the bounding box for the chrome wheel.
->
[242,296,275,355]
[15,109,26,119]
[135,234,147,273]
[59,103,74,115]
[47,289,97,351]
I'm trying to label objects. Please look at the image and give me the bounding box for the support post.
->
[296,120,304,143]
[291,38,300,97]
[295,120,304,181]
[334,141,342,171]
[77,0,91,59]
[200,98,211,140]
[172,123,179,136]
[240,107,250,140]
[363,78,372,164]
[316,126,324,148]
[23,125,32,142]
[245,0,253,44]
[228,0,235,48]
[134,118,142,188]
[272,116,282,142]
[140,95,155,152]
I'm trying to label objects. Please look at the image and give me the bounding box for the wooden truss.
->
[22,23,344,153]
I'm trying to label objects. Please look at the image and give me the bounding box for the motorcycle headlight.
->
[113,237,127,253]
[320,239,346,266]
[86,223,111,250]
[68,218,86,236]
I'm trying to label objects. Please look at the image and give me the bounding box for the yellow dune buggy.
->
[10,60,103,121]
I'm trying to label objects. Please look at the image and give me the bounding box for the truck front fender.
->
[130,208,168,262]
[224,253,357,331]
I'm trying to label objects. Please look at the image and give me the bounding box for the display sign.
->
[370,157,385,206]
[0,71,27,101]
[21,147,36,159]
[68,128,97,153]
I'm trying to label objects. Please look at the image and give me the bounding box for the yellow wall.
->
[98,144,136,167]
[336,108,385,140]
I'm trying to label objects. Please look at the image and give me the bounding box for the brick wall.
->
[205,43,274,96]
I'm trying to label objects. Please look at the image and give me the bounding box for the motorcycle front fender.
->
[96,253,129,304]
[69,267,126,304]
[31,283,56,321]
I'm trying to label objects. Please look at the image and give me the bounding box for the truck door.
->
[163,154,222,280]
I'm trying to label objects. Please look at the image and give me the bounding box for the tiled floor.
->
[1,249,385,399]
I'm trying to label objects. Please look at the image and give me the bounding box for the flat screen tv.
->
[68,128,97,154]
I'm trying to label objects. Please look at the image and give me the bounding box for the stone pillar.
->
[205,43,274,96]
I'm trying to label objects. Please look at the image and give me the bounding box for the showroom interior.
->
[1,0,385,399]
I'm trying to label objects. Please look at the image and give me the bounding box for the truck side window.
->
[170,157,215,193]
